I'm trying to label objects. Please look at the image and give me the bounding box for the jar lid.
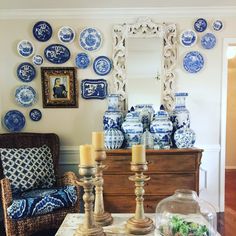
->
[175,92,188,96]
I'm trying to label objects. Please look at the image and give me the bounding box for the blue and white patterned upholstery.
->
[7,185,77,219]
[0,145,56,194]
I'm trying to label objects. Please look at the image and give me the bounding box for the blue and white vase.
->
[170,92,190,132]
[135,104,155,130]
[103,94,123,130]
[150,110,173,149]
[121,111,143,148]
[104,128,124,149]
[174,127,196,148]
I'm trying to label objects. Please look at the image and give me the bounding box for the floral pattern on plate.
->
[194,18,207,32]
[93,56,112,75]
[201,33,216,49]
[58,26,75,43]
[79,28,102,51]
[3,110,26,132]
[15,85,37,107]
[33,21,52,42]
[180,29,197,47]
[29,109,42,121]
[212,20,223,31]
[32,55,43,66]
[17,62,36,82]
[183,51,204,73]
[75,53,90,69]
[17,40,34,58]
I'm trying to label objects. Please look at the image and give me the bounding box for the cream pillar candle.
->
[80,144,95,166]
[92,131,104,150]
[132,145,146,164]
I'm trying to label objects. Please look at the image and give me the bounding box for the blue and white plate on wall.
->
[29,109,42,121]
[44,44,70,64]
[15,85,37,107]
[3,110,26,132]
[75,52,90,69]
[212,20,223,31]
[183,51,204,73]
[32,55,43,66]
[194,18,207,32]
[179,29,197,47]
[79,28,102,51]
[58,26,75,43]
[17,62,36,82]
[201,33,216,49]
[93,56,112,76]
[17,40,34,58]
[33,21,52,42]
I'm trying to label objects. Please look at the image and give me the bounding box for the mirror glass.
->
[126,37,162,111]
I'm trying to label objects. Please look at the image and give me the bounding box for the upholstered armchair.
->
[0,133,80,236]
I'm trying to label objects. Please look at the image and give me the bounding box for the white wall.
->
[1,8,236,211]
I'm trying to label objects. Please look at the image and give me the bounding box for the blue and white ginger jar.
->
[174,128,196,148]
[122,111,143,148]
[134,104,155,130]
[104,128,124,149]
[170,92,190,132]
[150,110,173,149]
[103,94,123,130]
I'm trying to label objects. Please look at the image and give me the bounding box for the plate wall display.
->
[29,109,42,121]
[201,33,216,49]
[75,52,90,69]
[212,20,223,31]
[17,40,34,58]
[81,79,107,99]
[44,44,70,64]
[32,55,43,66]
[58,26,75,43]
[33,21,52,42]
[79,28,102,51]
[194,18,207,32]
[93,56,112,75]
[179,29,197,47]
[17,62,36,82]
[3,110,26,132]
[15,85,37,107]
[183,51,204,73]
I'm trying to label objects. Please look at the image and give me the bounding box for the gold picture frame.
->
[41,67,78,108]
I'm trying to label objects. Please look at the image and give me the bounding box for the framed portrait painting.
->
[41,67,78,108]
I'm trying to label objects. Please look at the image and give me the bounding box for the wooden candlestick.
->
[74,166,105,236]
[94,150,113,226]
[126,163,155,235]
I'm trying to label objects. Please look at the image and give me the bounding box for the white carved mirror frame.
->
[112,17,177,111]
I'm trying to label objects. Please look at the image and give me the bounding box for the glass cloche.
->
[155,189,217,236]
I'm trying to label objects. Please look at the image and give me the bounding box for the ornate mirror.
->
[112,17,177,111]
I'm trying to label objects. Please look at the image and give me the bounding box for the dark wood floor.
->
[1,170,236,235]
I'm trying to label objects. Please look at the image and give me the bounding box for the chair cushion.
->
[0,145,56,194]
[7,185,77,219]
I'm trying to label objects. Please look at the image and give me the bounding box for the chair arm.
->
[57,171,79,187]
[0,178,13,206]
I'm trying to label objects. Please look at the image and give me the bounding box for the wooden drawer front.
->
[104,195,167,213]
[103,173,196,195]
[105,154,198,173]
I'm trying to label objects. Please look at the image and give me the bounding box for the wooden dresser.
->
[103,148,203,213]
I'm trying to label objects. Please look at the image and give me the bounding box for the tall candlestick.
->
[132,144,146,164]
[92,131,104,150]
[80,144,95,167]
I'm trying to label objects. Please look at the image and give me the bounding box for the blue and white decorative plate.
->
[180,29,197,47]
[174,128,196,148]
[81,79,108,99]
[17,40,34,58]
[58,26,75,43]
[75,53,90,69]
[194,18,207,32]
[29,109,42,121]
[93,56,112,76]
[212,20,223,31]
[17,62,36,82]
[44,44,70,64]
[32,55,43,66]
[201,33,216,49]
[79,28,102,51]
[3,110,26,132]
[33,21,52,42]
[183,51,204,73]
[15,85,37,107]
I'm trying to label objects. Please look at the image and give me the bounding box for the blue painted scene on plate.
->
[183,51,204,73]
